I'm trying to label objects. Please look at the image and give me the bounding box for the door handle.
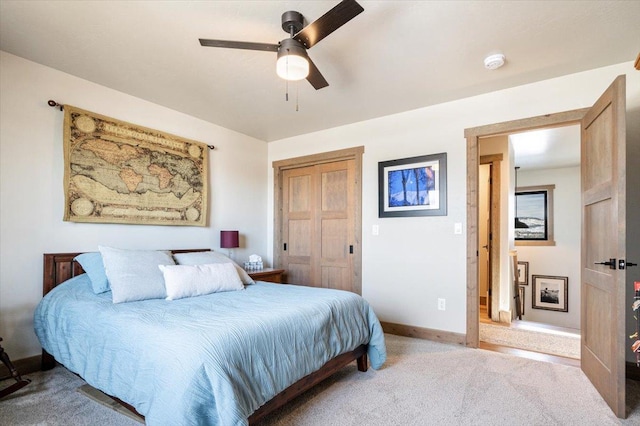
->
[595,258,616,270]
[619,259,638,270]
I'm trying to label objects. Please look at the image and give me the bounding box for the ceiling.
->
[510,125,580,171]
[1,1,638,142]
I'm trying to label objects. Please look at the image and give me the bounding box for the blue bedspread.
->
[34,275,386,425]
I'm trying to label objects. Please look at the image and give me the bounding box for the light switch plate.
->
[454,223,462,235]
[372,225,379,236]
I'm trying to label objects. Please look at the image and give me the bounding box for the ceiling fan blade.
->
[294,0,364,49]
[199,39,279,52]
[306,57,329,90]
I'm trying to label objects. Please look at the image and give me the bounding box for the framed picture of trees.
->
[378,152,447,217]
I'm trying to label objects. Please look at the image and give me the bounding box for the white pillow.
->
[159,263,244,300]
[98,246,175,303]
[173,251,255,285]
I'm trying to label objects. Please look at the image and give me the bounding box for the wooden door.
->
[281,159,356,292]
[317,160,355,291]
[282,166,316,286]
[581,75,626,418]
[478,164,491,315]
[479,155,502,322]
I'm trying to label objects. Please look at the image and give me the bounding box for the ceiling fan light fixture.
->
[276,39,309,81]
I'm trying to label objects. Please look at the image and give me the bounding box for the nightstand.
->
[248,268,285,283]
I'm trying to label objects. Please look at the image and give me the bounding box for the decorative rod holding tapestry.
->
[48,101,215,150]
[48,101,211,226]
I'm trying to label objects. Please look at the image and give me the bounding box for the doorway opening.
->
[464,108,589,352]
[475,125,582,362]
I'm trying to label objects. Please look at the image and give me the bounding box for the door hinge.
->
[283,243,287,251]
[349,245,354,254]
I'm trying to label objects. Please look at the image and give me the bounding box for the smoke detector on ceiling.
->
[484,53,506,70]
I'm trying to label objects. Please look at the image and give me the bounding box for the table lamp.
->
[220,230,239,259]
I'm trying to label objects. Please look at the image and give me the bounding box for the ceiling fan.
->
[199,0,364,90]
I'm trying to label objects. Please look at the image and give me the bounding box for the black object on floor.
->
[0,337,31,399]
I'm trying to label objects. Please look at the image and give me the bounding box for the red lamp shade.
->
[220,230,239,249]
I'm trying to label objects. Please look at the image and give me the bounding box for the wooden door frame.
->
[465,109,589,347]
[273,146,364,294]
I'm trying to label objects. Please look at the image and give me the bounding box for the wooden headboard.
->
[43,249,211,296]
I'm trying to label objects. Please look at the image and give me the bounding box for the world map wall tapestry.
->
[63,105,208,226]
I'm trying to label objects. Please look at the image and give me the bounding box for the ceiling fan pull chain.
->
[286,49,290,80]
[296,82,299,112]
[285,51,290,102]
[285,79,289,102]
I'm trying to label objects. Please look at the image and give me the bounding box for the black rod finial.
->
[47,100,63,111]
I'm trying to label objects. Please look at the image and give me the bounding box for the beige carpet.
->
[2,334,639,425]
[479,322,581,359]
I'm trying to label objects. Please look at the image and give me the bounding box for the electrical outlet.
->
[438,298,446,311]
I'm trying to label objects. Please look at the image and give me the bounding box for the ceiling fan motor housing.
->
[278,38,308,58]
[281,11,304,36]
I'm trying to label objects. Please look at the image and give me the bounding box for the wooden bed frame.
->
[42,250,368,424]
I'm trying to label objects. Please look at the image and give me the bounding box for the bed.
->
[36,250,386,425]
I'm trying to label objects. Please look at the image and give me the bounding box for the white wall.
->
[267,61,640,339]
[516,167,581,330]
[0,52,269,359]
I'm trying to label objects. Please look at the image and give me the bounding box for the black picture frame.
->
[378,153,447,217]
[515,190,549,240]
[532,275,568,312]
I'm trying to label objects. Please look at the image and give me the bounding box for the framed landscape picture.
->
[515,184,555,245]
[532,275,568,312]
[378,152,447,217]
